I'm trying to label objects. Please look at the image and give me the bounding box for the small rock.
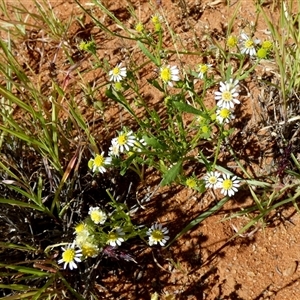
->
[247,271,255,277]
[282,261,298,276]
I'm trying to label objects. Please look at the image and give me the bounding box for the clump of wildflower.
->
[215,79,240,109]
[197,63,212,79]
[227,35,238,48]
[58,242,82,270]
[240,33,259,56]
[135,22,144,33]
[88,152,112,173]
[109,63,127,82]
[216,107,235,124]
[79,40,96,54]
[204,171,221,189]
[107,228,125,247]
[111,130,136,153]
[159,65,180,87]
[89,207,107,225]
[147,223,170,246]
[218,174,240,197]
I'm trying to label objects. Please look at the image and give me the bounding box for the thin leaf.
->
[0,263,49,277]
[172,101,205,116]
[0,283,31,291]
[142,135,166,150]
[137,41,158,65]
[0,198,44,211]
[161,160,182,186]
[0,242,36,252]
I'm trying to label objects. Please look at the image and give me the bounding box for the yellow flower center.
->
[151,230,163,241]
[135,22,144,32]
[222,179,233,190]
[208,176,218,184]
[199,64,208,74]
[201,125,209,134]
[94,154,104,167]
[117,134,127,145]
[227,35,237,48]
[262,40,272,50]
[62,248,75,263]
[186,178,197,188]
[152,15,159,23]
[222,91,233,101]
[257,48,267,59]
[81,244,98,257]
[90,211,104,223]
[245,40,254,49]
[219,108,230,118]
[160,67,171,82]
[114,82,123,91]
[108,232,117,241]
[75,223,85,233]
[112,67,120,76]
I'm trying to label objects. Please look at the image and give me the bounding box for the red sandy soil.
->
[2,0,300,299]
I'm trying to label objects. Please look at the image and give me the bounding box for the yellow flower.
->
[227,35,238,48]
[257,48,267,59]
[89,207,107,225]
[58,242,82,270]
[81,242,100,258]
[74,223,86,234]
[186,178,197,189]
[262,40,273,50]
[159,65,180,87]
[135,22,144,33]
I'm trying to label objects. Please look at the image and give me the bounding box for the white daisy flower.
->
[159,65,180,87]
[109,63,127,82]
[240,33,259,56]
[215,80,240,109]
[89,207,107,225]
[216,107,235,124]
[204,171,221,189]
[108,142,120,157]
[107,228,125,247]
[111,130,136,153]
[147,223,170,246]
[88,152,112,174]
[58,242,82,270]
[218,174,240,197]
[197,63,212,79]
